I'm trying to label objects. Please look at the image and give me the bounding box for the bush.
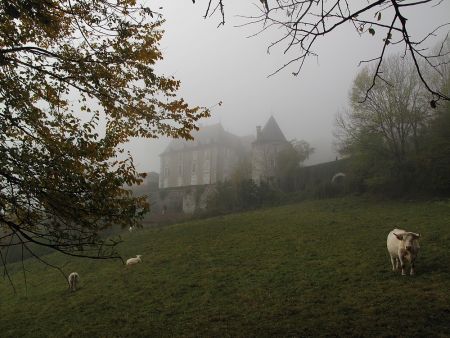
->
[206,179,281,214]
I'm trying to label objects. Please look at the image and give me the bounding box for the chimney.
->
[256,126,261,139]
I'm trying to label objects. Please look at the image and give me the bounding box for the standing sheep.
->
[68,272,80,291]
[387,229,420,275]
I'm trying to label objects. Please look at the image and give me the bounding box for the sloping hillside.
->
[1,197,450,337]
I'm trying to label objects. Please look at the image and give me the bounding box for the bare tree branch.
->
[201,0,450,103]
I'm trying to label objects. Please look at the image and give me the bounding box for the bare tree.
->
[202,0,449,105]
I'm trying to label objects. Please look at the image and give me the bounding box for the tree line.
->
[336,45,450,196]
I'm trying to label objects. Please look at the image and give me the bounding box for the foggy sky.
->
[126,1,450,173]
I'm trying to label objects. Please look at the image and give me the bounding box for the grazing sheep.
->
[129,226,134,232]
[126,255,142,266]
[387,229,420,275]
[68,272,80,291]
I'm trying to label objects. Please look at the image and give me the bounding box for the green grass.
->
[1,197,450,337]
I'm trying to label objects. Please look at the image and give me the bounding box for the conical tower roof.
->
[257,116,287,142]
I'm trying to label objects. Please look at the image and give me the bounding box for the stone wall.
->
[296,158,349,190]
[182,185,215,214]
[154,184,215,215]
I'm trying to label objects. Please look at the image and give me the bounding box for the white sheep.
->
[126,255,142,266]
[68,272,80,291]
[387,229,420,275]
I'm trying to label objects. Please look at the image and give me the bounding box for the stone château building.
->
[159,123,250,189]
[144,116,346,215]
[159,116,288,189]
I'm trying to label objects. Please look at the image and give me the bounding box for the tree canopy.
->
[276,139,314,192]
[0,0,209,275]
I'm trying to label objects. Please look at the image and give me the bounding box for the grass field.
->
[1,197,450,337]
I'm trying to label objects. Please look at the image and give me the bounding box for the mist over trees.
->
[276,140,314,192]
[335,48,450,195]
[0,0,208,273]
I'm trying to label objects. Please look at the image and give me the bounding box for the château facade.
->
[159,117,288,189]
[159,124,249,189]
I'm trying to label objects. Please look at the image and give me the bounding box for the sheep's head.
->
[136,255,142,261]
[393,232,420,251]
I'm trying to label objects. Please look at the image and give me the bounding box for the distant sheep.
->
[387,229,420,275]
[129,226,134,232]
[68,272,80,291]
[126,255,142,266]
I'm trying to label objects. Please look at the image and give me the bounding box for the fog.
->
[125,1,450,173]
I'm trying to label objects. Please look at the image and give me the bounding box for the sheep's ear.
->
[393,233,404,240]
[412,233,420,239]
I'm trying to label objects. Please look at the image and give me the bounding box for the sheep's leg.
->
[392,257,400,271]
[399,255,406,276]
[410,261,415,276]
[390,255,396,271]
